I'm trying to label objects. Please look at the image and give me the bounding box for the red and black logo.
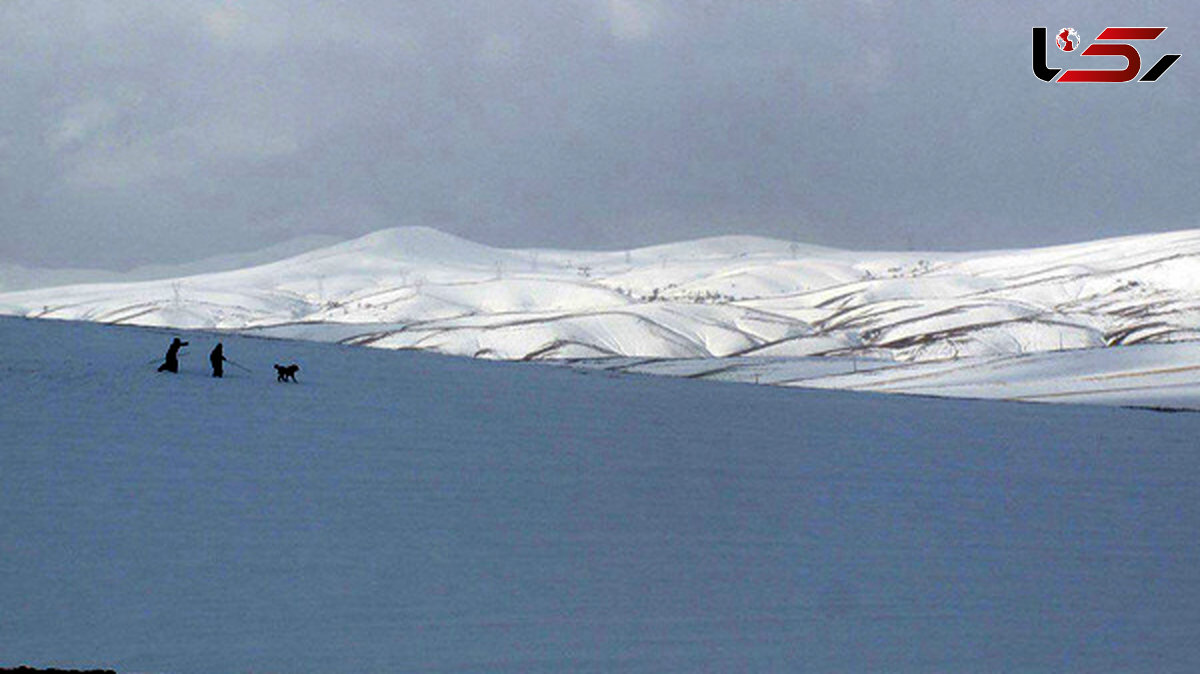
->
[1033,27,1180,83]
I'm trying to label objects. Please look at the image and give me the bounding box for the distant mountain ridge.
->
[3,226,1200,368]
[0,234,341,293]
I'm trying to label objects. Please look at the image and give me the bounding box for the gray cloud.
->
[1,0,1197,269]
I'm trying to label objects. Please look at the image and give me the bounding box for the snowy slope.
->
[3,226,1200,404]
[2,315,1198,673]
[576,341,1200,410]
[0,235,341,293]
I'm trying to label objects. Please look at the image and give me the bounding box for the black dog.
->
[274,363,300,382]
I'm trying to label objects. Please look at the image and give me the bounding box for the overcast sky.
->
[1,1,1197,269]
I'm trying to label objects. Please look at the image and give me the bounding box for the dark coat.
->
[157,338,188,373]
[210,344,226,378]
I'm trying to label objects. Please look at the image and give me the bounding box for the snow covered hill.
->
[2,315,1198,673]
[3,226,1200,405]
[572,339,1200,410]
[0,235,340,293]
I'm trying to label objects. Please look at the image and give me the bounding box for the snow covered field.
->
[2,315,1198,673]
[4,226,1200,408]
[572,340,1200,410]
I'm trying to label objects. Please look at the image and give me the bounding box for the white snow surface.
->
[2,315,1198,673]
[572,340,1200,410]
[0,235,341,293]
[4,226,1200,406]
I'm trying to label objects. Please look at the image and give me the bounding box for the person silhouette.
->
[157,337,188,373]
[209,343,227,378]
